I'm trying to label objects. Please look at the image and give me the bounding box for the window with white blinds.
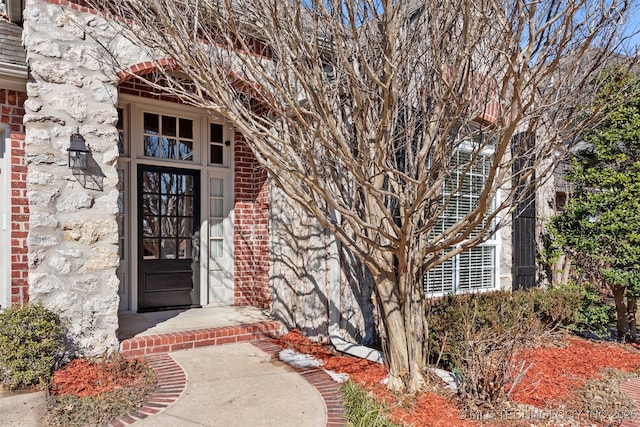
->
[423,138,498,295]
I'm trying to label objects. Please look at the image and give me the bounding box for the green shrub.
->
[530,286,579,329]
[0,303,72,389]
[426,285,615,405]
[426,286,599,371]
[428,290,535,370]
[426,287,599,405]
[568,282,615,336]
[427,291,543,404]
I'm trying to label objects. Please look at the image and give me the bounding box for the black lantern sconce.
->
[68,128,89,170]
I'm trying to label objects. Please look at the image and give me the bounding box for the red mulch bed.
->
[50,358,148,398]
[275,331,474,426]
[511,337,640,407]
[274,331,640,426]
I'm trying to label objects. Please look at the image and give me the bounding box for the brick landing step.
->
[120,320,282,357]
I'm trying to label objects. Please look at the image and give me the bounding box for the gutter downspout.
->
[326,225,384,364]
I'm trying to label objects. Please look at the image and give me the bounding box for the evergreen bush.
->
[0,303,72,389]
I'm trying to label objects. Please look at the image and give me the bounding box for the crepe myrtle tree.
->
[549,67,640,343]
[92,0,637,391]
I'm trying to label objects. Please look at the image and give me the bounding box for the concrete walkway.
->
[0,389,46,426]
[0,307,347,426]
[127,342,328,427]
[0,341,345,427]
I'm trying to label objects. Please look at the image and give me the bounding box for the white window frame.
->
[423,136,500,297]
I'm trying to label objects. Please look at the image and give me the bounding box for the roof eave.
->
[0,60,27,91]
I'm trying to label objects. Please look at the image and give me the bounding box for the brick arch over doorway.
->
[117,69,271,309]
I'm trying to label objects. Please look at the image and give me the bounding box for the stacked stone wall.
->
[22,1,126,356]
[22,0,278,355]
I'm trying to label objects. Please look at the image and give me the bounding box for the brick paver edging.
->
[108,353,186,426]
[251,340,348,427]
[120,320,282,357]
[620,377,640,427]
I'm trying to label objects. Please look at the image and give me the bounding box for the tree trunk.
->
[375,271,426,392]
[614,285,630,341]
[401,272,427,392]
[628,297,637,341]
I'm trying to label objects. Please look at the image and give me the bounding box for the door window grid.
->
[209,177,224,258]
[142,171,195,260]
[143,112,194,161]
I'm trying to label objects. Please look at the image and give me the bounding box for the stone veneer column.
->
[22,2,121,357]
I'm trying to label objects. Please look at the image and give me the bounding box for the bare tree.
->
[91,0,636,391]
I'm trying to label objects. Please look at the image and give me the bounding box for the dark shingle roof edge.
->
[0,21,24,65]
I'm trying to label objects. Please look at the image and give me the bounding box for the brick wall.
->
[1,89,28,306]
[234,133,271,308]
[118,74,182,104]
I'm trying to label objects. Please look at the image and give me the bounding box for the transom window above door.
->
[143,112,194,161]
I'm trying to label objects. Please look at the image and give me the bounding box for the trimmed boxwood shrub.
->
[0,303,71,389]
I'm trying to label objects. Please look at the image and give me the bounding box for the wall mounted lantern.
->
[68,128,89,170]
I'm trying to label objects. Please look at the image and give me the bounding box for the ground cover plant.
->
[342,381,400,427]
[40,356,156,427]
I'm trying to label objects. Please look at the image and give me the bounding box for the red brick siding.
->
[42,0,98,15]
[1,89,28,306]
[234,133,270,308]
[118,75,182,104]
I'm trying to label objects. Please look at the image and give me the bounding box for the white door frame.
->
[118,95,235,311]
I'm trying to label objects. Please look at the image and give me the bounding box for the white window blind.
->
[423,134,498,295]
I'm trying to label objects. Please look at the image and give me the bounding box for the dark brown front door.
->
[138,165,201,311]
